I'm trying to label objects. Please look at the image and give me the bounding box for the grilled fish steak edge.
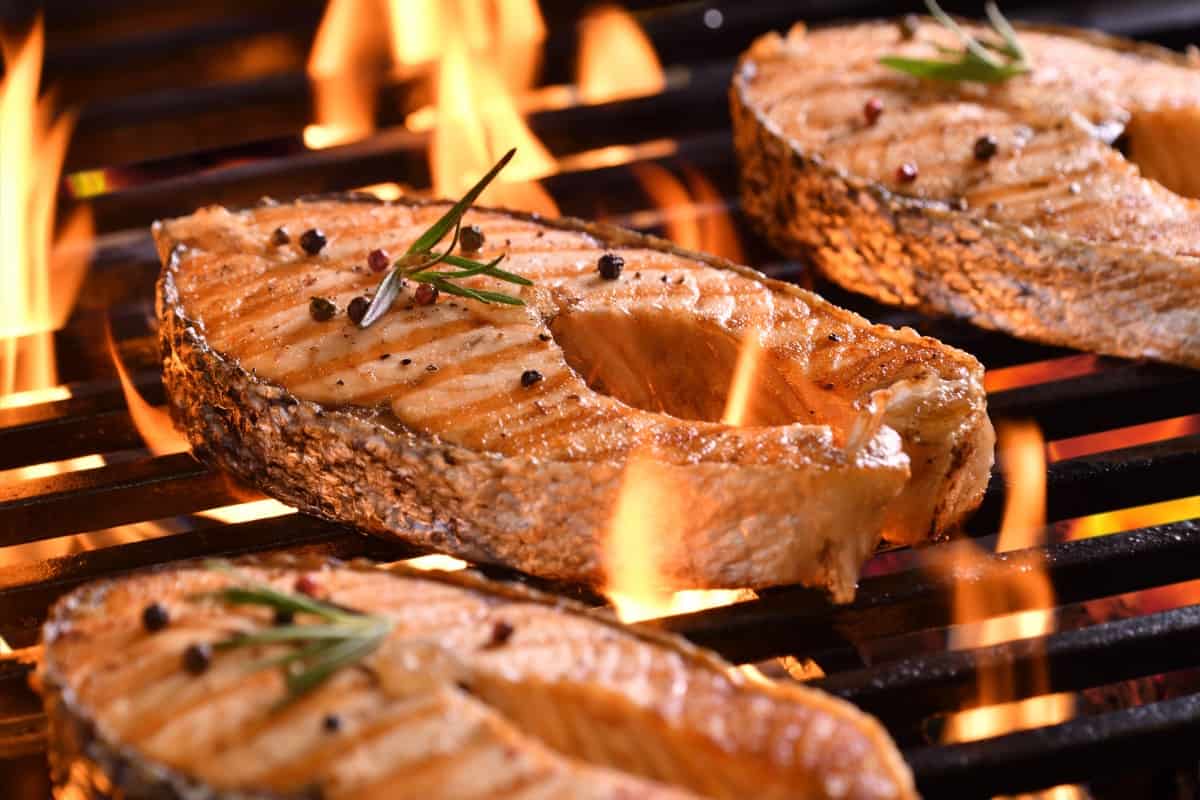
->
[732,19,1200,368]
[40,555,919,799]
[155,196,994,601]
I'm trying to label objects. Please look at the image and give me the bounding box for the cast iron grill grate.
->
[3,2,1200,797]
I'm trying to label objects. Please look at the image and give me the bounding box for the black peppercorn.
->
[299,228,327,255]
[273,607,295,626]
[538,333,551,342]
[347,295,370,325]
[368,248,390,272]
[863,97,883,126]
[142,602,170,633]
[323,713,342,733]
[183,642,212,675]
[597,253,624,280]
[271,226,290,246]
[486,620,515,649]
[460,224,485,253]
[520,369,543,388]
[414,283,439,306]
[973,134,998,161]
[401,358,412,365]
[309,296,336,321]
[899,14,920,39]
[896,162,918,183]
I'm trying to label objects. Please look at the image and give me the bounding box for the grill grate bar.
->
[0,515,420,647]
[816,603,1200,727]
[0,453,243,546]
[905,692,1200,799]
[656,520,1200,664]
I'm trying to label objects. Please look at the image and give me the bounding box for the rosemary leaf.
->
[879,0,1030,85]
[433,281,526,306]
[985,1,1026,61]
[196,562,395,708]
[440,254,534,286]
[407,148,516,255]
[358,148,533,326]
[203,586,356,622]
[878,55,1026,84]
[282,631,388,704]
[359,265,408,328]
[215,624,375,647]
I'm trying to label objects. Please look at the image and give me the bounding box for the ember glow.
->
[400,554,469,572]
[942,422,1078,767]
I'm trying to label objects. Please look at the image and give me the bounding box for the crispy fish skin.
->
[155,197,991,599]
[40,556,919,800]
[732,20,1200,368]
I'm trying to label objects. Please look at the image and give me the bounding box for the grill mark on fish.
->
[270,319,490,387]
[42,561,920,799]
[734,17,1200,368]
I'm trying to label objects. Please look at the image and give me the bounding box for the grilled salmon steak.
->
[733,18,1200,367]
[155,197,993,601]
[40,557,919,799]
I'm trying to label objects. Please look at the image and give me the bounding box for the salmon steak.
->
[39,556,919,799]
[732,17,1200,367]
[154,196,993,601]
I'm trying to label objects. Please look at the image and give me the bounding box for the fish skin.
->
[40,556,919,800]
[154,196,992,600]
[732,18,1200,368]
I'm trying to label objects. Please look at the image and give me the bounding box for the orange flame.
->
[576,6,665,103]
[603,456,753,623]
[942,422,1078,765]
[630,164,745,262]
[0,18,92,400]
[305,0,387,149]
[721,328,763,426]
[430,25,557,214]
[107,326,294,525]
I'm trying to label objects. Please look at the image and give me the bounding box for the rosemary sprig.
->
[195,562,393,707]
[879,0,1031,84]
[358,148,532,328]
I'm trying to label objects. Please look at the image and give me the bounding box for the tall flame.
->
[305,0,386,149]
[577,5,665,103]
[0,19,92,399]
[429,27,558,214]
[942,422,1078,773]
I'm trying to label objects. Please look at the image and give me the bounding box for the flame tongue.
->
[577,6,665,103]
[0,19,91,398]
[943,422,1078,767]
[430,27,557,214]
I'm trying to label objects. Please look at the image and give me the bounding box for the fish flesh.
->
[40,556,919,799]
[732,18,1200,367]
[155,197,993,600]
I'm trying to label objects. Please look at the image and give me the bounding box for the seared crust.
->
[731,20,1200,368]
[156,196,992,596]
[40,554,919,799]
